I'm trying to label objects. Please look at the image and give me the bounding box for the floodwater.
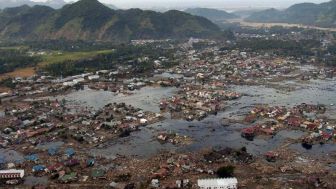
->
[58,76,336,159]
[90,113,306,159]
[230,79,336,107]
[56,86,177,112]
[36,141,64,150]
[0,149,24,163]
[24,176,48,186]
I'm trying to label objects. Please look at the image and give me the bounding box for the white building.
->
[0,92,10,98]
[0,169,25,179]
[88,75,100,80]
[197,178,238,189]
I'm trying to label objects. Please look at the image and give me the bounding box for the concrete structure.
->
[88,75,100,80]
[197,178,238,189]
[0,169,25,179]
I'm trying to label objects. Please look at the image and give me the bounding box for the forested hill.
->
[246,0,336,27]
[0,0,224,42]
[184,8,238,22]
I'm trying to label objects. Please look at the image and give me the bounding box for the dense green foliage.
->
[54,0,114,30]
[27,40,117,52]
[216,165,235,178]
[0,40,118,52]
[0,78,16,89]
[0,0,224,42]
[0,5,55,39]
[220,37,336,66]
[184,8,237,22]
[246,0,336,27]
[0,49,40,74]
[325,44,336,66]
[227,39,320,57]
[43,44,176,76]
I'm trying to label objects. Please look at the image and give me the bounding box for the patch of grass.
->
[0,46,28,50]
[0,67,36,81]
[39,49,114,67]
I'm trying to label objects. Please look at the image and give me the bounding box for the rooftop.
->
[198,177,238,186]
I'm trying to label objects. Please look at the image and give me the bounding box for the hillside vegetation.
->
[0,0,224,42]
[246,0,336,27]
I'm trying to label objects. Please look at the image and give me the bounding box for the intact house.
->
[197,178,238,189]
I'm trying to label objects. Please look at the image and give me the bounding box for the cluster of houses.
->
[160,83,240,121]
[241,104,335,146]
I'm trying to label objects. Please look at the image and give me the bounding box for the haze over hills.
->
[0,0,67,9]
[246,0,336,27]
[63,0,329,10]
[184,8,238,22]
[0,0,223,42]
[0,0,119,10]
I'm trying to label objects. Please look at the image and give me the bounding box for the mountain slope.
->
[0,5,56,39]
[54,0,115,30]
[246,0,336,27]
[0,0,223,42]
[184,8,238,22]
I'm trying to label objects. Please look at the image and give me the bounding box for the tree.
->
[216,165,235,178]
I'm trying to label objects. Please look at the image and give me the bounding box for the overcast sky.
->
[34,0,330,10]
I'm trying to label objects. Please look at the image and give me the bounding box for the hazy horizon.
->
[31,0,331,10]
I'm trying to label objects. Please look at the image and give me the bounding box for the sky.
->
[34,0,330,10]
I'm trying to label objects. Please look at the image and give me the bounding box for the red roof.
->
[242,127,255,134]
[47,163,64,172]
[260,128,274,135]
[306,123,318,130]
[264,151,277,158]
[321,132,332,140]
[287,117,301,127]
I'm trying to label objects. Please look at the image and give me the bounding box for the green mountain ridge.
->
[0,0,223,42]
[184,8,238,22]
[246,0,336,27]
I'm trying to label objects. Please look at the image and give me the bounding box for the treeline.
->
[223,39,320,57]
[27,40,117,52]
[0,40,117,52]
[0,49,40,74]
[220,38,336,66]
[235,26,307,35]
[324,44,336,66]
[43,44,176,76]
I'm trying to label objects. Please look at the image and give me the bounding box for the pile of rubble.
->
[160,84,240,121]
[156,132,192,145]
